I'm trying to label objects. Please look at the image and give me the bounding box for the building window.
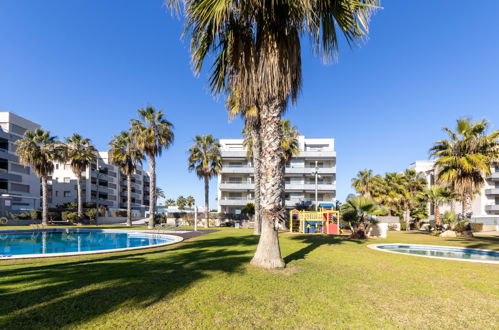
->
[10,183,29,193]
[64,191,71,197]
[55,191,59,197]
[63,177,71,183]
[55,164,59,170]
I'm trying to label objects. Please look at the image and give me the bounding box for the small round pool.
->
[368,243,499,264]
[0,229,182,259]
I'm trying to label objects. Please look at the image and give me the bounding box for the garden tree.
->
[368,173,401,216]
[109,131,144,227]
[176,196,186,210]
[188,135,222,228]
[156,187,166,201]
[420,186,456,227]
[352,169,374,198]
[430,118,499,216]
[64,133,97,221]
[186,195,195,208]
[241,203,255,216]
[130,106,174,229]
[341,196,385,239]
[228,93,263,236]
[15,129,64,226]
[398,169,427,231]
[165,198,176,207]
[167,0,379,269]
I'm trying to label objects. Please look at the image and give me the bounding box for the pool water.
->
[373,244,499,263]
[0,229,178,258]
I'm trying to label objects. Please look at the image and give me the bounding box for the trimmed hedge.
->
[471,223,484,232]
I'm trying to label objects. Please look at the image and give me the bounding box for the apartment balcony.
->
[284,199,334,208]
[221,166,254,174]
[489,172,499,180]
[221,150,247,158]
[0,148,18,162]
[219,198,253,206]
[485,188,499,195]
[219,182,254,190]
[285,183,336,191]
[0,172,22,182]
[285,166,336,175]
[485,204,499,212]
[91,184,110,194]
[297,150,336,158]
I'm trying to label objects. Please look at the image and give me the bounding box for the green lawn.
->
[0,229,497,329]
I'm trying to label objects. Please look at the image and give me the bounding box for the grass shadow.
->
[284,234,362,264]
[0,232,258,329]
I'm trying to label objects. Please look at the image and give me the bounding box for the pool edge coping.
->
[0,229,185,260]
[367,243,499,264]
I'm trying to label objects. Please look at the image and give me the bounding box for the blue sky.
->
[1,1,498,207]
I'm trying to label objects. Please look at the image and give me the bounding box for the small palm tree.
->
[165,199,176,207]
[130,106,174,229]
[341,196,385,239]
[109,131,143,227]
[280,120,300,164]
[352,169,374,198]
[64,133,97,221]
[176,196,186,210]
[430,118,499,216]
[15,129,63,225]
[188,135,222,228]
[156,187,166,201]
[186,196,195,209]
[398,170,427,231]
[421,186,456,227]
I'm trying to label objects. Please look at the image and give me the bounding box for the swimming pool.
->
[368,243,499,264]
[0,229,183,259]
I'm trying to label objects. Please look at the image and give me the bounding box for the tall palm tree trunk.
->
[463,193,472,217]
[41,176,48,226]
[148,156,156,229]
[76,174,83,220]
[405,207,410,231]
[204,176,209,228]
[250,101,285,269]
[127,174,132,227]
[434,203,441,226]
[251,123,262,235]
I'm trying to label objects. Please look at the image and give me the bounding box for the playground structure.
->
[289,204,340,234]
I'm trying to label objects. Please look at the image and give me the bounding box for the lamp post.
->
[95,163,100,225]
[312,161,320,211]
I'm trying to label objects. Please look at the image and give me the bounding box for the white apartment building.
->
[410,160,499,224]
[50,151,151,214]
[0,112,41,216]
[218,136,336,214]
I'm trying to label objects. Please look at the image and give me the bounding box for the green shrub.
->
[454,220,468,233]
[431,230,442,236]
[47,211,61,220]
[12,212,32,220]
[65,212,78,222]
[470,223,483,232]
[84,209,97,220]
[30,210,42,220]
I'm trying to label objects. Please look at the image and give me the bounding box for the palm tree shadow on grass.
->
[284,235,362,264]
[0,234,260,329]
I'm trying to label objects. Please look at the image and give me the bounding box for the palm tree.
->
[167,0,378,268]
[156,187,166,201]
[64,133,97,221]
[341,196,385,239]
[165,198,176,207]
[176,196,186,210]
[430,118,499,216]
[130,106,174,229]
[186,195,195,209]
[280,120,300,164]
[352,169,374,198]
[188,135,222,228]
[15,129,63,226]
[398,169,427,231]
[421,186,456,227]
[109,131,143,227]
